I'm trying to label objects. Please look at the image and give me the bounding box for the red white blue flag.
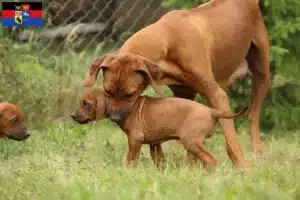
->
[2,2,43,27]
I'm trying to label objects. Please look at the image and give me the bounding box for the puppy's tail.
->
[210,107,248,119]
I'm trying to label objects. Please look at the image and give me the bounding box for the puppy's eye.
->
[102,67,108,73]
[82,100,89,108]
[104,89,112,97]
[123,93,135,99]
[11,117,19,124]
[136,70,146,77]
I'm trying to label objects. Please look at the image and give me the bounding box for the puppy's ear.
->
[81,54,114,87]
[94,93,107,120]
[0,102,9,117]
[136,60,164,96]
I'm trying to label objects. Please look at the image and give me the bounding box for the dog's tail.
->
[210,107,248,119]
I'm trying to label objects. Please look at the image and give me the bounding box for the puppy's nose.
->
[25,133,30,139]
[109,113,121,123]
[71,113,76,120]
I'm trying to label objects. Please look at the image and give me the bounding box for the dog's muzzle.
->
[71,113,90,124]
[71,113,76,121]
[8,131,30,141]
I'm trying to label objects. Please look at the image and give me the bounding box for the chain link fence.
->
[4,0,169,53]
[2,0,299,131]
[0,0,172,124]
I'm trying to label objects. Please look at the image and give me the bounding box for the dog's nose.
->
[23,128,30,138]
[71,113,76,120]
[109,113,121,123]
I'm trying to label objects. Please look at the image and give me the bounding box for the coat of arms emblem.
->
[14,5,22,24]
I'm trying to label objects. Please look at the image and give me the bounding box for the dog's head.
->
[71,88,107,124]
[81,52,163,124]
[0,102,30,141]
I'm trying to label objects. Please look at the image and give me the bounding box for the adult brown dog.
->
[81,0,270,168]
[0,102,30,141]
[71,88,248,170]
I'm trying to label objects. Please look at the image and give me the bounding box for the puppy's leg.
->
[194,143,217,172]
[149,144,164,167]
[124,137,142,168]
[184,151,198,167]
[168,85,197,148]
[182,135,217,172]
[247,15,271,156]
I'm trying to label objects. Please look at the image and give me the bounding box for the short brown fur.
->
[82,0,270,168]
[72,89,248,171]
[0,102,30,141]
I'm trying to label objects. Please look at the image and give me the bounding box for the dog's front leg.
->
[149,144,164,167]
[124,137,142,168]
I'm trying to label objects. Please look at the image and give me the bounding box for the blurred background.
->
[0,0,300,133]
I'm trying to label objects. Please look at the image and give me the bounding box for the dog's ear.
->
[90,90,106,120]
[81,55,114,87]
[95,96,107,120]
[0,102,9,117]
[136,60,164,96]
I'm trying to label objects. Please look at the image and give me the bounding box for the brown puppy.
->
[71,88,248,171]
[0,102,30,141]
[81,0,270,168]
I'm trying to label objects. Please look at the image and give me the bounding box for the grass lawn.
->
[0,120,299,200]
[1,40,300,200]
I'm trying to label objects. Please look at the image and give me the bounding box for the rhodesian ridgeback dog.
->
[81,0,270,168]
[0,102,30,141]
[71,88,248,171]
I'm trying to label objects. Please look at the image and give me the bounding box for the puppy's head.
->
[71,88,107,124]
[81,52,163,124]
[0,102,30,141]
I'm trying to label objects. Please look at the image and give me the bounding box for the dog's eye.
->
[82,100,89,108]
[104,89,112,97]
[136,70,146,77]
[11,117,19,124]
[123,93,135,99]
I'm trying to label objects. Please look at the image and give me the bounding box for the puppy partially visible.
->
[0,102,30,141]
[71,88,248,171]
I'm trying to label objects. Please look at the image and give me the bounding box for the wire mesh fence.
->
[3,0,169,53]
[1,0,300,131]
[0,0,171,123]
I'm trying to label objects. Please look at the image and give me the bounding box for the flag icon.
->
[22,4,30,20]
[14,11,23,24]
[1,2,43,27]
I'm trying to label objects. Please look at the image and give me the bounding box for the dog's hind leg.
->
[246,12,271,156]
[168,85,197,148]
[182,63,249,169]
[181,135,217,172]
[184,151,199,167]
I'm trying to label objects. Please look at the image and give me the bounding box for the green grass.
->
[1,39,300,200]
[0,121,299,200]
